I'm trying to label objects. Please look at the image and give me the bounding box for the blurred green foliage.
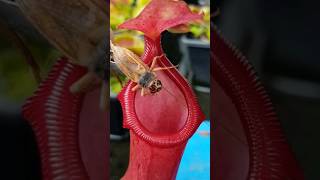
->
[110,75,127,94]
[111,0,150,31]
[0,36,60,103]
[111,0,147,56]
[188,5,210,41]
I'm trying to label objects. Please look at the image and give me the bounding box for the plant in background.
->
[111,0,149,55]
[110,74,127,94]
[0,27,59,102]
[188,4,210,41]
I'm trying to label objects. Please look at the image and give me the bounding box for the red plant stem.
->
[141,36,161,63]
[22,58,89,180]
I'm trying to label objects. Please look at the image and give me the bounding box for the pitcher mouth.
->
[119,85,202,147]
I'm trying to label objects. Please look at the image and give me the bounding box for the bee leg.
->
[141,88,145,96]
[150,54,166,70]
[150,57,158,70]
[131,84,140,91]
[152,65,178,72]
[144,89,151,96]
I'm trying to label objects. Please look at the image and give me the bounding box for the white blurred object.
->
[198,0,210,6]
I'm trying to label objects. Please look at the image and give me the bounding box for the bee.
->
[110,40,177,96]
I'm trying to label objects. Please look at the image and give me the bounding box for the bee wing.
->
[111,42,148,82]
[124,49,150,71]
[112,60,140,82]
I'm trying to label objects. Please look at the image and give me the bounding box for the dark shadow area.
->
[0,109,41,180]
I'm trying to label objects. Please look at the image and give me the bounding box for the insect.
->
[110,40,177,96]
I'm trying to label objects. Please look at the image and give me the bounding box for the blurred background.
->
[0,0,60,179]
[215,0,320,179]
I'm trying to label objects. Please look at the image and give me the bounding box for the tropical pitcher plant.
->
[112,0,205,179]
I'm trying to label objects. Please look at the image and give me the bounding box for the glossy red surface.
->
[23,58,89,180]
[118,0,202,41]
[22,58,108,180]
[118,36,204,147]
